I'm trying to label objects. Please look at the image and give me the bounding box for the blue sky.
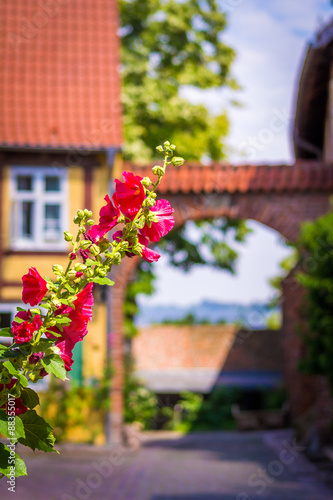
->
[138,0,333,307]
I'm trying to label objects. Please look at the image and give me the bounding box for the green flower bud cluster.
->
[73,208,93,225]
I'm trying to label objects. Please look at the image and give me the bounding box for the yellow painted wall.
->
[1,155,118,381]
[82,302,107,380]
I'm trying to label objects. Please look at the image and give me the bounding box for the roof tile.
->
[129,162,333,194]
[0,0,122,150]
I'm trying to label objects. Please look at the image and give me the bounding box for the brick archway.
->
[109,161,333,443]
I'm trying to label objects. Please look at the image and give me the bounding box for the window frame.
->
[10,167,69,251]
[0,303,21,345]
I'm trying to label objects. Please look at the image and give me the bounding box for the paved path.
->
[1,430,332,500]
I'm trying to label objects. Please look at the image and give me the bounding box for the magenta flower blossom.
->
[97,194,120,234]
[113,171,145,219]
[140,199,175,242]
[12,310,42,344]
[138,235,161,262]
[22,267,48,306]
[47,283,94,371]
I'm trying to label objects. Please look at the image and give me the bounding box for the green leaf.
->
[0,328,13,337]
[0,442,27,478]
[93,277,115,286]
[17,374,28,388]
[64,283,74,293]
[3,360,20,377]
[0,409,26,440]
[12,316,24,324]
[86,259,96,266]
[41,354,66,381]
[18,410,57,453]
[45,329,62,338]
[20,388,40,409]
[55,316,71,325]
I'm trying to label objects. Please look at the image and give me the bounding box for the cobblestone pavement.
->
[1,430,333,500]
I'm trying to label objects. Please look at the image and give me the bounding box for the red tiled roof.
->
[0,0,122,150]
[127,161,333,193]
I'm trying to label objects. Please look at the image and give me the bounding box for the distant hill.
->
[136,300,277,329]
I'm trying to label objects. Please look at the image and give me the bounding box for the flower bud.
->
[132,244,143,257]
[85,268,94,278]
[141,177,151,187]
[90,244,100,256]
[74,263,87,271]
[86,219,95,226]
[117,214,125,224]
[152,165,165,177]
[143,197,156,208]
[63,231,73,241]
[170,144,176,150]
[28,352,44,365]
[112,252,122,265]
[69,252,77,260]
[156,145,164,152]
[98,268,107,277]
[73,215,81,224]
[67,270,77,280]
[84,209,93,218]
[136,216,146,229]
[172,156,185,167]
[52,264,64,275]
[80,240,92,250]
[164,140,170,148]
[77,210,85,219]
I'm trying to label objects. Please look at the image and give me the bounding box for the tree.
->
[296,208,333,393]
[120,0,237,161]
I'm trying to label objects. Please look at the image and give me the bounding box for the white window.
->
[10,167,68,251]
[0,304,20,346]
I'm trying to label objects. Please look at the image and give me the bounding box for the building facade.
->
[0,0,123,383]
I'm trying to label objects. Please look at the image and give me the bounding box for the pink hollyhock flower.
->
[98,194,120,233]
[139,235,161,262]
[22,267,48,306]
[55,339,75,372]
[47,283,94,346]
[0,379,28,415]
[140,199,174,242]
[113,171,145,219]
[12,310,42,344]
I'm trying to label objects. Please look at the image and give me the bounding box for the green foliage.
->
[39,378,109,444]
[41,354,66,381]
[18,410,56,453]
[158,218,251,272]
[265,311,282,330]
[165,388,240,432]
[0,410,25,440]
[269,249,299,308]
[120,0,237,160]
[124,356,158,429]
[296,208,333,392]
[0,442,27,478]
[20,388,40,409]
